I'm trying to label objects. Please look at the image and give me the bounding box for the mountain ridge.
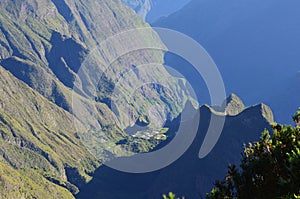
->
[77,99,274,198]
[154,0,300,123]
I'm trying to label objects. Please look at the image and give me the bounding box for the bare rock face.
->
[211,94,274,125]
[260,103,274,124]
[223,93,245,116]
[212,93,245,116]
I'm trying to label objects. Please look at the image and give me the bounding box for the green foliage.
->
[163,192,184,199]
[293,108,300,127]
[207,110,300,199]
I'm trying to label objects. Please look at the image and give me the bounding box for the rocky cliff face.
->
[213,93,245,116]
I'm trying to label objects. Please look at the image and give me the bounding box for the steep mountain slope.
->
[4,0,189,120]
[121,0,191,22]
[0,0,192,155]
[0,0,193,197]
[0,66,99,198]
[77,97,274,198]
[155,0,300,122]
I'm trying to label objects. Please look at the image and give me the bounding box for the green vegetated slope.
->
[0,66,98,198]
[0,0,188,126]
[0,0,192,198]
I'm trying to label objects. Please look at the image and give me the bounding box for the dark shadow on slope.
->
[46,31,88,88]
[52,0,74,23]
[0,56,70,111]
[77,103,272,199]
[0,26,27,60]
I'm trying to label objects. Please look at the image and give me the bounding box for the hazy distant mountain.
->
[267,72,300,124]
[78,96,274,198]
[155,0,300,122]
[121,0,191,22]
